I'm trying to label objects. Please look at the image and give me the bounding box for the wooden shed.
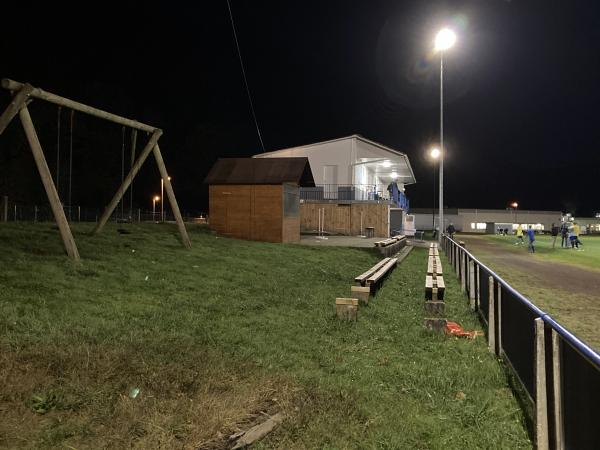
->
[204,157,315,243]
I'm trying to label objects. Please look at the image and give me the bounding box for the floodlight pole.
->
[438,52,444,244]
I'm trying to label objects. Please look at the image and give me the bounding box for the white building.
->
[253,135,416,205]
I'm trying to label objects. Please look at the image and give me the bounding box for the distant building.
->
[410,208,563,233]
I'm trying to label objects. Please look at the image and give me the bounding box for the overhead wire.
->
[226,0,266,152]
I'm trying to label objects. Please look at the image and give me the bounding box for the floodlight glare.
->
[391,172,398,179]
[435,28,456,51]
[382,160,392,168]
[430,147,440,159]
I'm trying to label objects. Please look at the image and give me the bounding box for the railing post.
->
[476,264,480,310]
[488,276,496,354]
[469,260,476,310]
[497,282,503,354]
[535,318,549,450]
[551,329,564,450]
[461,251,466,291]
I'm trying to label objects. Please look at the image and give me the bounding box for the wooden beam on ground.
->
[93,130,163,234]
[153,143,191,249]
[0,83,34,136]
[1,79,157,133]
[19,106,80,261]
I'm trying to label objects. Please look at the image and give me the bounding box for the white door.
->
[323,165,337,199]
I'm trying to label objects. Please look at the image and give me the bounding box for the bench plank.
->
[367,258,398,285]
[355,257,391,284]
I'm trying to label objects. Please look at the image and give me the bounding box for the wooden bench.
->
[366,258,397,291]
[429,242,438,249]
[374,235,407,257]
[425,275,445,300]
[427,256,443,275]
[428,247,439,257]
[355,257,391,286]
[336,298,359,321]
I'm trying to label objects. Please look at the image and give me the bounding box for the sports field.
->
[458,233,600,352]
[0,223,531,449]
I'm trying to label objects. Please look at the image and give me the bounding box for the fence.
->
[442,235,600,450]
[1,202,204,224]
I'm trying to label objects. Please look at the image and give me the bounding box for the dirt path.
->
[462,237,600,297]
[459,235,600,351]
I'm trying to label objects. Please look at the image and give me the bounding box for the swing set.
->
[0,78,192,261]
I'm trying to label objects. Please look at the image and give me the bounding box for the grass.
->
[0,223,531,449]
[475,233,600,271]
[458,233,600,351]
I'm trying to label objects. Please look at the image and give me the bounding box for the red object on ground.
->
[445,321,482,339]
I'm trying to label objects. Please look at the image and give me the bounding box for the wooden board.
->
[427,256,443,275]
[425,275,446,300]
[300,202,390,238]
[366,258,397,285]
[355,257,391,285]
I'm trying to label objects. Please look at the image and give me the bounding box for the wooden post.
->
[469,260,476,310]
[19,106,80,261]
[476,265,480,310]
[456,249,461,280]
[535,318,550,450]
[497,282,502,353]
[2,195,7,222]
[93,130,163,234]
[552,329,564,450]
[153,143,191,249]
[460,253,466,292]
[0,83,34,136]
[2,79,156,133]
[488,276,496,354]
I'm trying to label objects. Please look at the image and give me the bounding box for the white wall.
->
[255,139,354,185]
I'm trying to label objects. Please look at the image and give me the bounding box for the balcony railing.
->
[300,184,409,210]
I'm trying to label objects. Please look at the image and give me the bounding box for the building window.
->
[470,222,486,230]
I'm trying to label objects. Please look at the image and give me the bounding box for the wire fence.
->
[1,203,206,224]
[442,235,600,449]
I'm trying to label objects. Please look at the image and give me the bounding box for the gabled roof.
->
[253,134,416,185]
[204,157,315,186]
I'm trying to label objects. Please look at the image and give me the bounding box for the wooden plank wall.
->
[209,184,300,242]
[300,202,390,237]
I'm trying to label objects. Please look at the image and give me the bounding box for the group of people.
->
[515,222,583,252]
[514,224,538,253]
[555,221,583,250]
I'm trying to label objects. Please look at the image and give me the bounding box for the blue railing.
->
[442,235,600,449]
[300,184,410,210]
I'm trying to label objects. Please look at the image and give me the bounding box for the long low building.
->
[410,208,563,233]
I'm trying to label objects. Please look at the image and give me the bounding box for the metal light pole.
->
[161,176,171,222]
[152,195,160,221]
[435,28,456,243]
[430,147,440,235]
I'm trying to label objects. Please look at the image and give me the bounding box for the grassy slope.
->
[0,223,530,449]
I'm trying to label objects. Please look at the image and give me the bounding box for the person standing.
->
[573,222,583,248]
[515,224,524,245]
[568,224,579,249]
[446,223,456,240]
[527,225,536,253]
[551,223,559,249]
[561,222,569,248]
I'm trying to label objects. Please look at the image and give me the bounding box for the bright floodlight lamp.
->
[435,28,456,52]
[154,196,160,202]
[430,147,440,159]
[391,171,398,179]
[511,202,518,208]
[382,160,392,168]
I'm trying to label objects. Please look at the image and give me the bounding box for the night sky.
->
[1,1,599,216]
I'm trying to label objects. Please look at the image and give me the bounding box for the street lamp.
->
[430,147,440,234]
[511,201,519,226]
[434,27,456,243]
[160,176,171,222]
[152,195,160,221]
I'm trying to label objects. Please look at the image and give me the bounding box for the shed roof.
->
[204,157,315,186]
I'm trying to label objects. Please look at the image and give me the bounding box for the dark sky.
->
[1,1,600,215]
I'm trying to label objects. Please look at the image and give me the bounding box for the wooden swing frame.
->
[0,78,192,261]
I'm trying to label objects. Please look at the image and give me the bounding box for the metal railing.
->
[442,235,600,449]
[300,184,410,209]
